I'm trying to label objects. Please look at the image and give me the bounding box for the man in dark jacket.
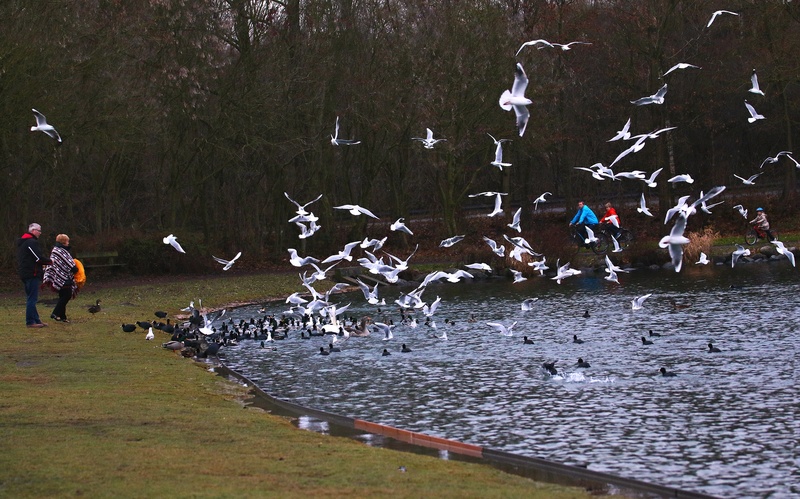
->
[17,223,51,327]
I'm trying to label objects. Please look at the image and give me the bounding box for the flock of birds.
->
[28,7,794,378]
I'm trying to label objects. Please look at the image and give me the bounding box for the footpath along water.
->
[221,262,798,498]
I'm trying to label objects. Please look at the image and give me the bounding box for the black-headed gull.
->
[465,262,492,272]
[696,252,710,265]
[284,192,322,216]
[468,191,507,198]
[641,168,663,188]
[533,191,551,210]
[488,133,512,170]
[499,63,532,137]
[439,235,465,248]
[734,172,761,185]
[31,109,62,142]
[296,220,321,239]
[759,151,793,168]
[507,207,522,232]
[486,321,517,336]
[631,84,667,106]
[510,269,527,283]
[163,234,186,253]
[360,237,387,251]
[145,327,154,341]
[731,244,751,268]
[733,204,748,219]
[355,278,381,305]
[423,296,442,317]
[706,9,738,28]
[330,116,361,145]
[287,248,319,267]
[521,298,538,311]
[667,174,694,184]
[483,236,505,257]
[661,63,701,78]
[213,251,241,271]
[771,240,796,267]
[487,192,504,217]
[334,204,379,219]
[659,214,690,272]
[515,39,554,56]
[637,193,653,217]
[604,268,619,284]
[552,41,591,51]
[748,69,764,96]
[322,241,361,264]
[584,226,599,246]
[745,101,765,123]
[551,260,581,284]
[608,118,631,142]
[631,293,652,310]
[390,217,413,235]
[412,128,446,149]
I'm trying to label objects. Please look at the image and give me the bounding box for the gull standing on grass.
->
[31,109,62,142]
[499,63,532,137]
[330,116,361,146]
[213,251,241,271]
[488,134,512,170]
[163,234,186,253]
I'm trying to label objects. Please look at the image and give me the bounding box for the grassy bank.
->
[0,273,610,498]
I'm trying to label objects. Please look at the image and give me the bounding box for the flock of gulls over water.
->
[30,7,789,377]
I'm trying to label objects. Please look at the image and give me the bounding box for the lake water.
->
[220,261,798,498]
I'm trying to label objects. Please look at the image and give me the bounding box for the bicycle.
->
[745,225,777,246]
[570,225,608,254]
[598,223,634,250]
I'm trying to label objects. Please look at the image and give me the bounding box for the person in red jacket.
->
[599,202,622,238]
[16,223,52,328]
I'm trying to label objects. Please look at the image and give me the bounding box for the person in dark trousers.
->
[17,223,51,327]
[43,233,79,323]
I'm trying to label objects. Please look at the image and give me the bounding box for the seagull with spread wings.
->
[499,63,532,137]
[31,109,62,142]
[330,116,361,145]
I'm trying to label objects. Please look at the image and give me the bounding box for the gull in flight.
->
[771,240,796,267]
[465,262,492,272]
[284,192,322,216]
[287,248,319,267]
[390,218,414,235]
[637,193,653,217]
[631,84,667,106]
[605,255,629,276]
[733,204,748,219]
[604,268,619,284]
[668,174,694,184]
[533,191,551,211]
[706,9,738,28]
[759,151,793,168]
[659,214,690,272]
[521,298,538,311]
[330,116,360,146]
[745,101,765,123]
[487,192,504,217]
[507,207,522,232]
[749,69,764,96]
[31,109,62,142]
[296,220,322,239]
[610,234,623,253]
[734,172,762,185]
[360,237,387,251]
[334,204,379,219]
[488,133,512,170]
[608,118,631,142]
[499,63,532,137]
[584,226,599,246]
[212,251,242,271]
[163,234,186,253]
[440,235,465,248]
[631,293,652,311]
[731,244,751,268]
[552,41,591,51]
[696,252,710,265]
[423,296,441,317]
[486,321,517,337]
[322,241,361,264]
[528,257,548,275]
[641,168,663,188]
[661,63,701,78]
[412,128,446,149]
[510,269,527,283]
[515,39,554,56]
[551,260,581,284]
[468,191,507,198]
[483,236,505,257]
[355,278,382,305]
[664,195,692,224]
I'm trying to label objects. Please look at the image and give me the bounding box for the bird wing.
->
[511,63,529,97]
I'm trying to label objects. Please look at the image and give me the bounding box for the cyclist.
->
[599,201,622,239]
[749,207,774,241]
[569,200,599,247]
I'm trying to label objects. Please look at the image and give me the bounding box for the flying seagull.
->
[284,192,322,216]
[412,128,446,149]
[734,172,762,185]
[661,63,701,78]
[631,84,667,106]
[31,109,62,142]
[390,218,414,235]
[334,204,379,219]
[330,116,361,146]
[745,101,765,123]
[163,234,186,254]
[499,63,532,137]
[637,193,653,217]
[212,251,242,271]
[488,134,512,170]
[515,39,554,56]
[706,10,739,28]
[608,118,631,142]
[533,191,551,211]
[440,235,465,248]
[749,69,765,96]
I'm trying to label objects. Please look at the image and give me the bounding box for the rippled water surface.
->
[221,262,798,498]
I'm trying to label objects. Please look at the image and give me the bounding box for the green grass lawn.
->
[0,273,614,498]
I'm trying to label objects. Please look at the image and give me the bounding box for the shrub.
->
[685,226,720,263]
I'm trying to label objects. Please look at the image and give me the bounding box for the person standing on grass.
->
[16,223,51,328]
[43,234,79,323]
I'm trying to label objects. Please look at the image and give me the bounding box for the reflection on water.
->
[222,262,798,498]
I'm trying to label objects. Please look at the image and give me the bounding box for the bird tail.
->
[498,90,513,111]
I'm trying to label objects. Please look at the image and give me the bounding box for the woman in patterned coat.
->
[42,234,78,323]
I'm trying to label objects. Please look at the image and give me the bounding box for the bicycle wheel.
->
[745,228,758,246]
[591,234,609,254]
[616,229,634,249]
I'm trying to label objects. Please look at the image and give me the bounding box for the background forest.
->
[1,0,798,272]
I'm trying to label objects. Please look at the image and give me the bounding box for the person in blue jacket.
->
[569,201,599,247]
